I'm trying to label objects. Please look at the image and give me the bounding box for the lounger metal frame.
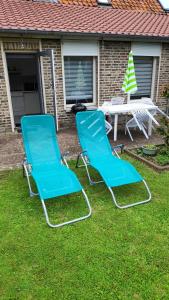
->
[76,145,151,209]
[23,156,92,228]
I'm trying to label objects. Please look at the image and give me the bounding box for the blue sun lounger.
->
[76,111,151,209]
[21,115,91,228]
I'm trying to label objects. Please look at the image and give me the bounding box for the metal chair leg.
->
[41,189,92,228]
[108,179,151,209]
[126,125,134,141]
[80,154,103,185]
[24,163,39,197]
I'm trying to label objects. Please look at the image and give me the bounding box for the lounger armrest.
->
[62,151,70,157]
[80,150,88,155]
[112,144,125,154]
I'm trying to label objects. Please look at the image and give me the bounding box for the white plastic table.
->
[99,102,158,141]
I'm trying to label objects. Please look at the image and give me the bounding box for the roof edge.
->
[0,28,169,42]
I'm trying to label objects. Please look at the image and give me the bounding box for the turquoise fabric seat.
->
[91,156,142,188]
[21,114,91,227]
[32,166,82,200]
[22,115,82,200]
[76,111,151,209]
[76,111,142,188]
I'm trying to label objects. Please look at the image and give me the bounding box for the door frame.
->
[3,48,46,131]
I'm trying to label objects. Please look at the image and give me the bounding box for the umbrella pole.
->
[127,93,130,104]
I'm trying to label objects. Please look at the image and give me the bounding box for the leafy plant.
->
[158,145,169,156]
[155,154,169,166]
[163,86,169,99]
[136,148,143,155]
[157,117,169,147]
[143,144,157,150]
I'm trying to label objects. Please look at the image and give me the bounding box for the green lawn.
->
[0,156,169,300]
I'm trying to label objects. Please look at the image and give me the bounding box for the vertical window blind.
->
[64,57,93,105]
[132,56,153,99]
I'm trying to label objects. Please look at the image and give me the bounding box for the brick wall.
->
[0,45,11,133]
[99,41,131,104]
[157,43,169,113]
[41,39,75,128]
[0,38,169,133]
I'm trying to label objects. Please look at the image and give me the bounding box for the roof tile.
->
[0,0,169,39]
[60,0,164,13]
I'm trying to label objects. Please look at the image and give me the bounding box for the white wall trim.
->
[151,57,157,101]
[155,54,162,104]
[132,42,161,57]
[62,40,98,56]
[93,57,97,105]
[61,41,67,110]
[0,41,15,132]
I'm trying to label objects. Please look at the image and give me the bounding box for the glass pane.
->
[64,57,93,104]
[131,56,153,99]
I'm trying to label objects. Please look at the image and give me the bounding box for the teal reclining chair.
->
[76,111,151,209]
[21,115,91,228]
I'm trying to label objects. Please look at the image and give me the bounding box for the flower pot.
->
[142,147,157,156]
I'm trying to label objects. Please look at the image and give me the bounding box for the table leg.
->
[114,114,118,141]
[148,117,152,136]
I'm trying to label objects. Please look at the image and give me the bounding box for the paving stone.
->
[0,128,163,171]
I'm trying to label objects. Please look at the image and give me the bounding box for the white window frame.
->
[61,41,98,110]
[132,56,158,101]
[62,56,97,109]
[132,43,161,102]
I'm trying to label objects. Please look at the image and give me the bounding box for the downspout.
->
[39,40,47,114]
[50,49,59,131]
[97,40,100,107]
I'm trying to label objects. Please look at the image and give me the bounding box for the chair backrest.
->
[21,115,61,169]
[134,110,150,123]
[111,97,125,105]
[102,100,111,107]
[140,97,154,105]
[76,111,112,161]
[105,120,112,135]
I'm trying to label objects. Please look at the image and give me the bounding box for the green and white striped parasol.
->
[122,50,137,103]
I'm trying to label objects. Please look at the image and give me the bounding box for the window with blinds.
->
[64,57,94,105]
[131,56,153,99]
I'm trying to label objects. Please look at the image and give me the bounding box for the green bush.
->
[155,154,169,166]
[157,117,169,147]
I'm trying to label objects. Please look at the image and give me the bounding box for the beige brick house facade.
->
[0,37,169,133]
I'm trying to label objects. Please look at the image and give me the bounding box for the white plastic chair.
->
[125,98,159,141]
[125,110,150,141]
[125,108,160,141]
[105,120,112,135]
[111,97,125,105]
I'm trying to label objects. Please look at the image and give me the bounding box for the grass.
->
[0,156,169,300]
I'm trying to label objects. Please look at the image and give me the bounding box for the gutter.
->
[0,28,169,43]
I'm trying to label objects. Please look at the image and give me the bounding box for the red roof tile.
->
[61,0,164,14]
[0,0,169,39]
